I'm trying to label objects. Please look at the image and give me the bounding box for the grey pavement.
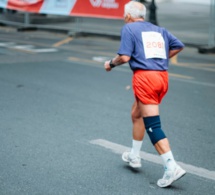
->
[0,1,212,47]
[0,19,215,195]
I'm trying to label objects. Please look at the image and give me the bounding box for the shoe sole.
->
[122,155,141,168]
[174,169,186,182]
[157,169,186,188]
[129,162,142,168]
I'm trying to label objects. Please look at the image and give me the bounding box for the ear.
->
[127,13,131,21]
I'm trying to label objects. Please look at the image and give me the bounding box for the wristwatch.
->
[109,59,116,68]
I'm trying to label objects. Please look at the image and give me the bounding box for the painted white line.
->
[28,48,58,53]
[0,42,15,47]
[0,42,58,53]
[92,56,109,62]
[90,139,215,181]
[11,45,34,49]
[10,46,58,53]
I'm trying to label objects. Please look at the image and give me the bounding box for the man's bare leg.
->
[131,100,145,141]
[121,100,145,168]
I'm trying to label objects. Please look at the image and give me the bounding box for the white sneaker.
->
[122,151,141,168]
[157,165,186,188]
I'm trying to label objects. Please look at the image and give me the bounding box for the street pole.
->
[24,12,30,26]
[199,0,215,53]
[149,0,158,25]
[208,0,215,47]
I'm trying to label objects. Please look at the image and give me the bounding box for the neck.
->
[126,16,144,24]
[133,18,144,22]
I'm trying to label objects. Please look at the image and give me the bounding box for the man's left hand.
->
[104,61,112,72]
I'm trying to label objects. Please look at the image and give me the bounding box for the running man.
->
[104,1,186,188]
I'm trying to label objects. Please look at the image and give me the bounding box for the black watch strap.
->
[109,60,116,68]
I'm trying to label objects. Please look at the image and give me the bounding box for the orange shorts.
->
[132,70,168,105]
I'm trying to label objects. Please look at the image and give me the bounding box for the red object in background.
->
[70,0,130,19]
[7,0,44,12]
[5,0,129,19]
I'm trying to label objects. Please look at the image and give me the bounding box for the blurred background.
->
[0,0,214,52]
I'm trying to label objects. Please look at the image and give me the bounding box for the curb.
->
[198,46,215,54]
[0,17,210,51]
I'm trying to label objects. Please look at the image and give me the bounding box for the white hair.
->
[124,1,146,19]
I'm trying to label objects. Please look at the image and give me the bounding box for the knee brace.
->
[143,116,166,145]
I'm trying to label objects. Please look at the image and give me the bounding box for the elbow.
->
[120,55,130,63]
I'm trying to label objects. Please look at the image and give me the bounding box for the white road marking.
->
[27,48,58,53]
[92,56,110,62]
[0,42,58,53]
[11,45,34,49]
[90,139,215,181]
[0,42,15,47]
[10,45,58,53]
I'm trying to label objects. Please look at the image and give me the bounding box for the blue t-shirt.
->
[117,21,184,71]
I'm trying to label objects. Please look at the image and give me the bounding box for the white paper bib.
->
[142,31,167,59]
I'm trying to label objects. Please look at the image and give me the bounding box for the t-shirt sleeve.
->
[165,29,184,50]
[117,25,134,56]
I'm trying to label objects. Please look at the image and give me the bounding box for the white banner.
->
[40,0,77,15]
[0,0,8,8]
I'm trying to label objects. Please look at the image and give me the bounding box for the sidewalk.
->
[157,2,210,47]
[0,2,211,47]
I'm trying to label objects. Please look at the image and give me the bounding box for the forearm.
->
[169,48,183,58]
[111,55,130,66]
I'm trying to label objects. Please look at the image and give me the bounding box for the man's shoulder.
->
[122,22,169,36]
[125,21,165,30]
[123,21,147,32]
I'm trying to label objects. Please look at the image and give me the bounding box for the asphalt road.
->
[0,27,215,195]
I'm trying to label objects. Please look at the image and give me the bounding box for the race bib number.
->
[142,32,167,59]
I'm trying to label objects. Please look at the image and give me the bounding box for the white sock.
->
[161,151,177,170]
[130,140,143,157]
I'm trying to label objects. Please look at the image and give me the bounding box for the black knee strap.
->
[143,116,166,145]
